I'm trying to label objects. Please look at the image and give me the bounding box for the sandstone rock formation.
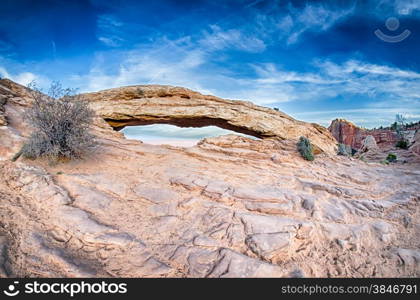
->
[329,118,398,150]
[358,135,378,153]
[0,79,419,278]
[328,119,362,149]
[410,130,420,156]
[329,118,420,163]
[0,85,10,126]
[82,85,337,154]
[0,100,6,126]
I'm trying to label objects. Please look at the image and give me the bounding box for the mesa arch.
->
[81,85,338,154]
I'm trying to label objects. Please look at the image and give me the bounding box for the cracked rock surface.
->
[0,79,419,277]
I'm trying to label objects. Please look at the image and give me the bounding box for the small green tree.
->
[386,153,397,163]
[395,114,409,149]
[297,136,314,161]
[390,122,397,130]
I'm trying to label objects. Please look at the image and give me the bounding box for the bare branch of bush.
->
[13,81,96,162]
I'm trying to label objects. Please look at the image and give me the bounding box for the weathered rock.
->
[82,85,337,154]
[0,78,420,278]
[358,135,378,153]
[246,232,291,261]
[0,96,6,126]
[208,249,291,278]
[410,130,420,156]
[328,119,363,149]
[329,118,400,149]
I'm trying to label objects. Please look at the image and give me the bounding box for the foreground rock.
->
[0,79,419,277]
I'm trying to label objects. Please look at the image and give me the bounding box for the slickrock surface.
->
[0,79,419,277]
[82,85,337,154]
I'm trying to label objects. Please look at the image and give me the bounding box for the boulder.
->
[358,135,378,153]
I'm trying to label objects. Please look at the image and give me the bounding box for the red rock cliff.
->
[328,119,398,149]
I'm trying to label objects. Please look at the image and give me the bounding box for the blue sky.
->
[1,0,420,135]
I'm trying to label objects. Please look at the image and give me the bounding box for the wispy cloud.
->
[199,25,266,53]
[376,0,420,15]
[0,66,46,86]
[1,0,418,131]
[316,59,420,103]
[97,14,124,47]
[283,3,355,44]
[292,108,420,128]
[71,34,420,119]
[71,36,211,93]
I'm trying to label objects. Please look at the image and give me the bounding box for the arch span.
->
[82,85,337,154]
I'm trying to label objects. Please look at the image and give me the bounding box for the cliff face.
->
[328,119,399,149]
[328,119,362,149]
[1,79,420,278]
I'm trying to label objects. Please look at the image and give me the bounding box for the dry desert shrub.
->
[13,81,96,162]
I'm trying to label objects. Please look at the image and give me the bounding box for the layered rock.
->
[1,79,420,278]
[358,135,378,153]
[328,119,362,149]
[329,119,398,149]
[82,85,337,154]
[0,96,6,126]
[410,130,420,156]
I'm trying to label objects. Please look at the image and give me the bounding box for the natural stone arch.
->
[82,85,337,154]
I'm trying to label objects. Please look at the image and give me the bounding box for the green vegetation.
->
[395,139,409,149]
[386,153,397,163]
[393,114,409,150]
[297,136,314,161]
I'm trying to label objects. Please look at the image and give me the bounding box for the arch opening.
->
[106,116,268,139]
[121,124,259,147]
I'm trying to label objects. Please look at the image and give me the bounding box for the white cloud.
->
[315,59,420,102]
[376,0,420,15]
[321,60,420,79]
[252,63,339,84]
[97,14,124,47]
[0,66,47,86]
[276,3,355,44]
[72,36,212,94]
[71,31,420,118]
[66,16,419,129]
[199,25,266,53]
[292,107,420,128]
[98,36,122,47]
